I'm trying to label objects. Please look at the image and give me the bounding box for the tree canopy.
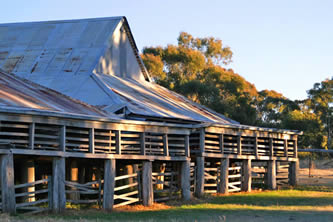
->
[141,32,333,149]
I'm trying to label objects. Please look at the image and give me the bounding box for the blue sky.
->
[1,0,332,100]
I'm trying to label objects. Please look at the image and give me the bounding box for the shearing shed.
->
[0,17,301,214]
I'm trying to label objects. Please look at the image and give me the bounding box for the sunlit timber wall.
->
[190,126,299,196]
[0,111,191,214]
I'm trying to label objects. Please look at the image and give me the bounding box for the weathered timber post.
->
[51,157,66,213]
[289,160,298,186]
[125,164,134,185]
[22,160,36,202]
[267,160,277,190]
[195,156,205,197]
[241,159,251,192]
[181,159,191,201]
[1,153,16,213]
[103,159,116,211]
[142,161,153,206]
[218,158,229,194]
[70,159,79,200]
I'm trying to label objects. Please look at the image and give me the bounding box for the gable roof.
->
[0,69,109,118]
[0,17,237,124]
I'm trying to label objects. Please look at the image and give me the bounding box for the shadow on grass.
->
[43,207,333,222]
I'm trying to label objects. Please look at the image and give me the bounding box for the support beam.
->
[269,138,274,157]
[51,157,66,213]
[219,134,224,154]
[1,153,16,214]
[69,159,79,201]
[267,160,277,190]
[241,159,251,192]
[29,123,35,149]
[289,160,298,186]
[89,128,95,154]
[163,134,169,156]
[199,128,205,153]
[180,160,191,201]
[184,135,190,157]
[293,139,298,158]
[22,160,35,202]
[140,132,146,155]
[254,136,258,157]
[218,158,229,194]
[59,126,66,152]
[103,159,116,211]
[195,156,205,197]
[115,130,121,154]
[237,135,242,155]
[284,139,288,157]
[142,161,153,206]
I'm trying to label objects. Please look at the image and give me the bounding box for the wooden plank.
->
[200,128,205,153]
[115,130,121,155]
[103,159,116,211]
[51,157,66,213]
[185,135,190,157]
[218,158,229,194]
[142,161,153,206]
[241,159,251,192]
[293,139,298,158]
[14,178,49,189]
[254,136,258,157]
[29,123,35,149]
[269,138,274,157]
[89,128,95,154]
[219,134,224,154]
[267,160,276,190]
[181,160,191,201]
[1,153,16,213]
[195,156,205,197]
[163,134,169,156]
[289,160,298,186]
[59,126,66,152]
[237,136,242,155]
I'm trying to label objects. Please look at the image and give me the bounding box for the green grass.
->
[7,187,333,222]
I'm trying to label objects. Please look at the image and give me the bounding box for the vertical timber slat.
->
[269,138,274,157]
[267,160,277,190]
[284,139,288,157]
[60,126,66,152]
[140,132,146,155]
[142,161,153,206]
[89,128,95,154]
[52,157,66,213]
[185,135,190,157]
[195,156,205,197]
[219,134,224,154]
[115,130,121,155]
[289,160,298,186]
[254,136,258,157]
[237,135,242,155]
[181,160,191,200]
[29,122,35,149]
[218,158,229,194]
[163,134,169,156]
[293,138,298,158]
[241,159,251,192]
[199,128,205,153]
[1,153,16,213]
[103,159,116,210]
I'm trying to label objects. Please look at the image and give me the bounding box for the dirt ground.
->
[299,159,333,186]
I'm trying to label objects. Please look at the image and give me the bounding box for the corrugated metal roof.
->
[94,73,238,124]
[0,17,237,124]
[0,69,109,117]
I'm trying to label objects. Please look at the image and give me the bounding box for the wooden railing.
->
[114,173,140,208]
[14,178,50,214]
[65,180,102,206]
[0,120,190,158]
[152,171,179,202]
[190,130,298,158]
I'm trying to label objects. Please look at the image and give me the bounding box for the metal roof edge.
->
[192,122,303,135]
[0,16,124,26]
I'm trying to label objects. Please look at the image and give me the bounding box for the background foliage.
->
[141,32,333,149]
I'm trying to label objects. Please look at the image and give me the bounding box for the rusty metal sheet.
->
[0,69,110,118]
